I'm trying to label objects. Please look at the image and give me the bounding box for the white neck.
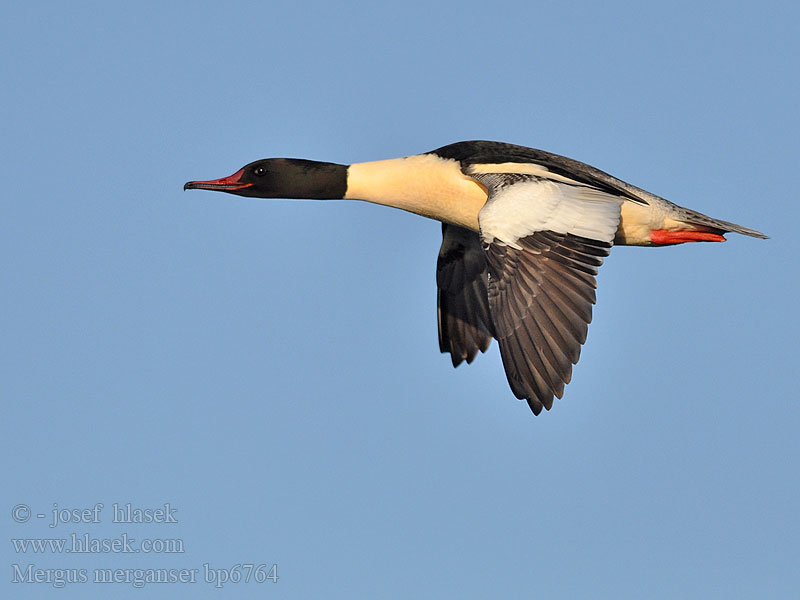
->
[344,154,487,231]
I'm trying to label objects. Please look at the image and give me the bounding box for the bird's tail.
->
[675,206,768,239]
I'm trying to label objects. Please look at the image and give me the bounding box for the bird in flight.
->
[185,141,766,415]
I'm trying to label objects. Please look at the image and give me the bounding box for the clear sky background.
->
[2,1,798,598]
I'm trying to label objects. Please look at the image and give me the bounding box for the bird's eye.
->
[253,167,267,176]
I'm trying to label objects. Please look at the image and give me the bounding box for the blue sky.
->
[2,1,798,598]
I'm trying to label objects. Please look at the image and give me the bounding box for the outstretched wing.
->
[436,224,493,367]
[471,170,622,415]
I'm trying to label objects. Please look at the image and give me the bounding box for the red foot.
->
[650,230,726,244]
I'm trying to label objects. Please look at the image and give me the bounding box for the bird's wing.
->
[436,223,493,366]
[471,170,622,415]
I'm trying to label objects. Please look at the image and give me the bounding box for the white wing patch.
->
[475,175,622,248]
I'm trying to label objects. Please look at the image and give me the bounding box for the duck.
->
[185,140,766,415]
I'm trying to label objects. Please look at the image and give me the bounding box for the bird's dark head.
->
[184,158,347,199]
